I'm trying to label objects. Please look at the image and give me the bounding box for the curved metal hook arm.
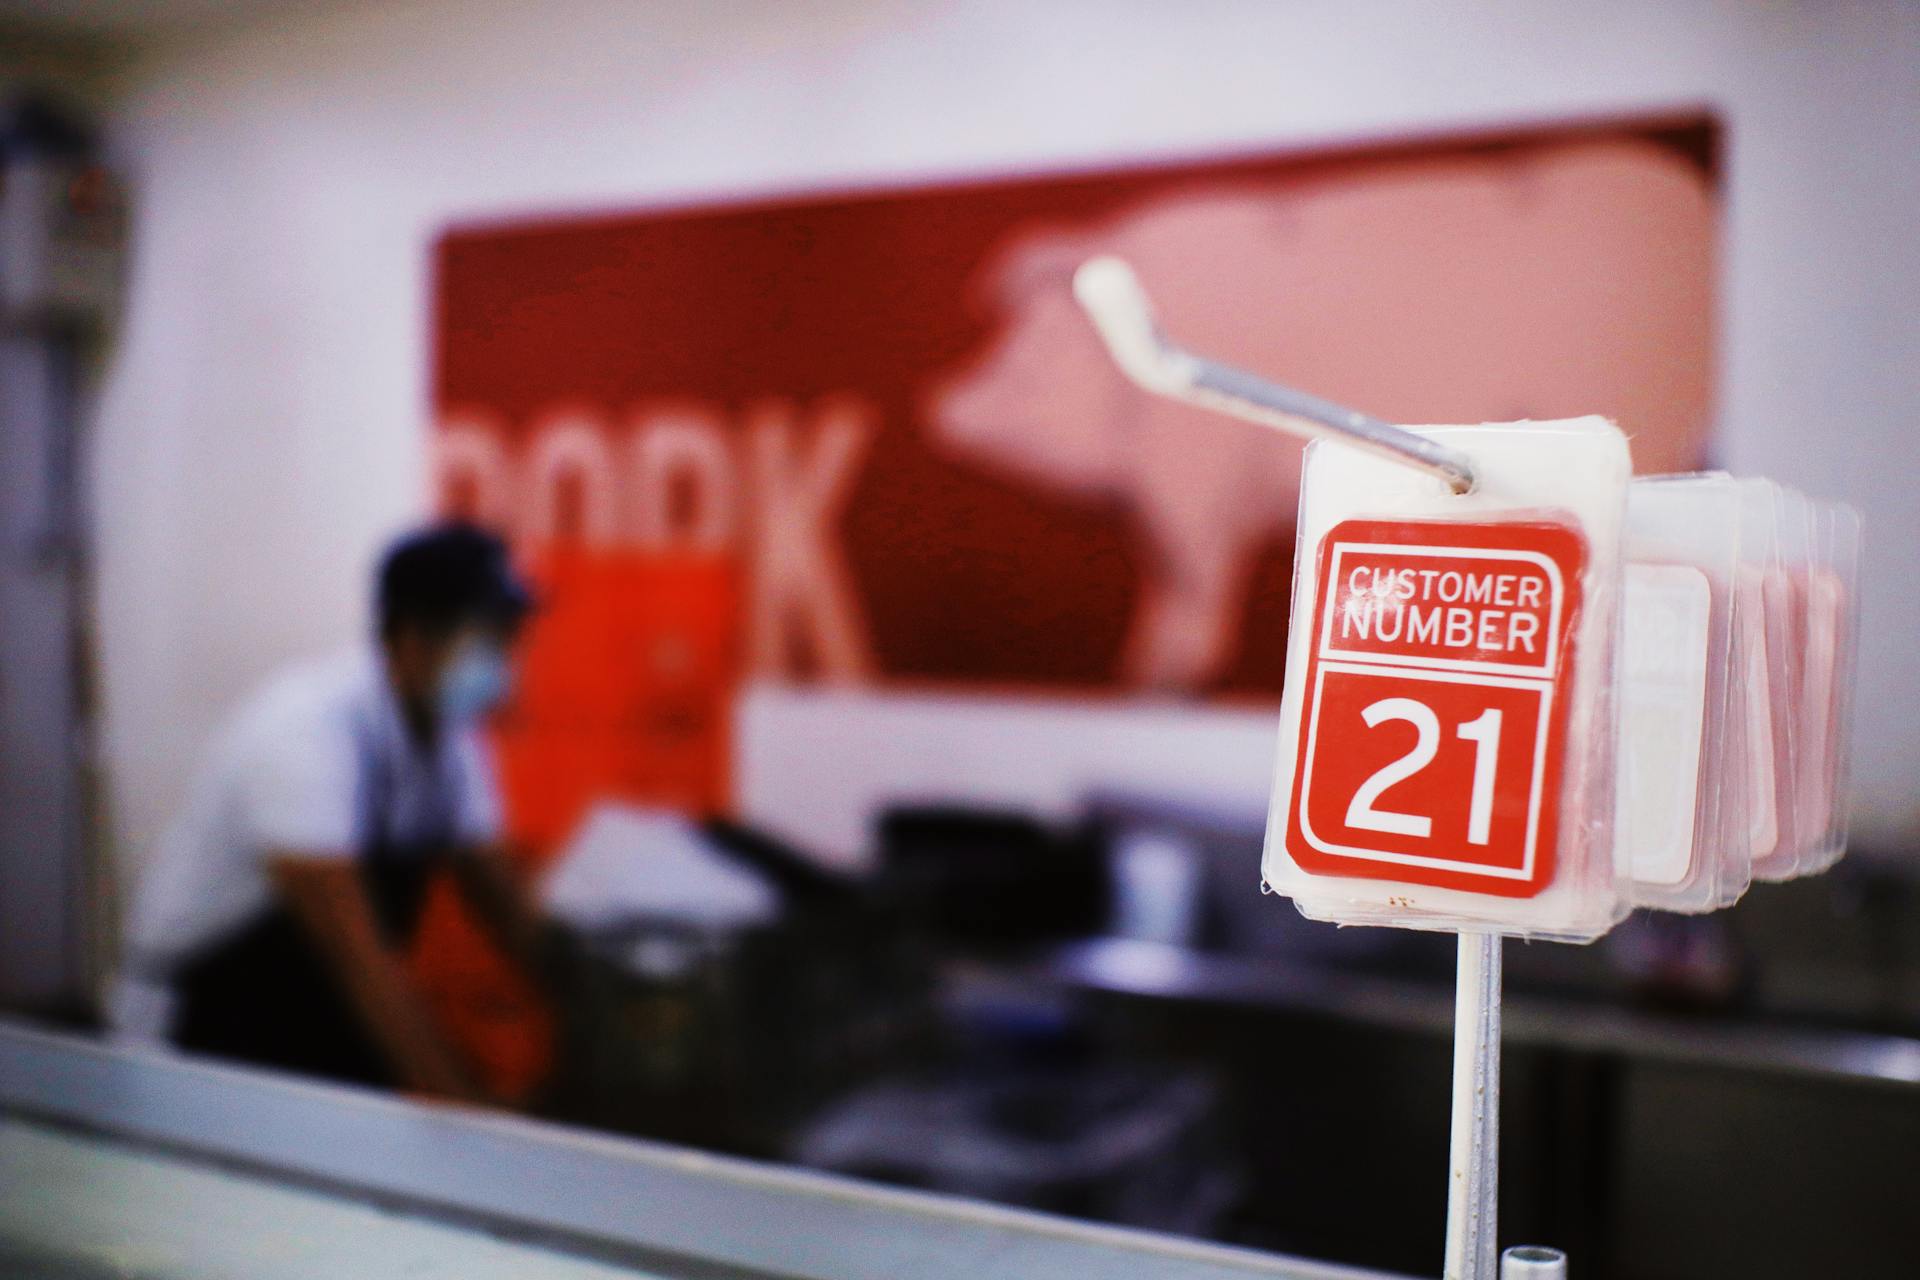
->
[1071,255,1476,494]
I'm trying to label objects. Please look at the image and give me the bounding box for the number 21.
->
[1345,700,1503,845]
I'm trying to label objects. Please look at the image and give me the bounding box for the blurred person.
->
[112,524,547,1101]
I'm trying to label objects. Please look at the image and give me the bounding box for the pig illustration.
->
[928,139,1714,689]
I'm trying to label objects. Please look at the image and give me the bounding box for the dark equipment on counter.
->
[875,806,1110,946]
[544,819,933,1156]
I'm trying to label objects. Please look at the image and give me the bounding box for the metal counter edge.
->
[0,1018,1412,1280]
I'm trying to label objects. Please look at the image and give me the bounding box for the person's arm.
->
[443,725,567,986]
[268,854,485,1102]
[447,843,562,985]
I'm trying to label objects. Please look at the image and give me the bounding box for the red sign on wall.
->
[1285,519,1586,897]
[434,116,1716,700]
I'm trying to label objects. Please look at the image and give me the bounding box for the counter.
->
[0,1019,1402,1280]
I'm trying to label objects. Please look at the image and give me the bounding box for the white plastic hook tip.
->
[1071,256,1191,396]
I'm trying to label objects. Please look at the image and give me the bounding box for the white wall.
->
[736,685,1278,866]
[92,0,1920,879]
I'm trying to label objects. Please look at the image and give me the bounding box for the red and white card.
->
[1264,418,1632,941]
[1285,518,1583,899]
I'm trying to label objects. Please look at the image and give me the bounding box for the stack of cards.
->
[1261,421,1860,942]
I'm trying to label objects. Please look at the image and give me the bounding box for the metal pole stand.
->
[1445,932,1504,1280]
[1065,261,1567,1278]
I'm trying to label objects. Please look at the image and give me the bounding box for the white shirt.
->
[124,647,502,976]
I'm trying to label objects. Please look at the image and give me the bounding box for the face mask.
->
[437,640,512,722]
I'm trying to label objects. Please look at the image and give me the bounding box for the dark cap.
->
[375,522,533,638]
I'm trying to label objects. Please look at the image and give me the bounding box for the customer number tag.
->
[1283,518,1586,898]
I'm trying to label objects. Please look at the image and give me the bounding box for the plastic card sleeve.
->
[1751,483,1816,880]
[1616,473,1745,913]
[1261,417,1631,943]
[1808,501,1862,871]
